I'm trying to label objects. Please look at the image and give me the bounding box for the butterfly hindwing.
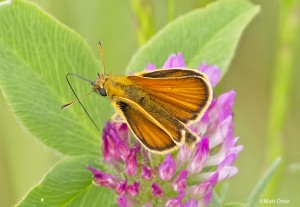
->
[112,96,178,154]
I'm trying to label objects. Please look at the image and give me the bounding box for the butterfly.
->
[62,43,212,154]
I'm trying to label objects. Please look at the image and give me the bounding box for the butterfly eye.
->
[98,87,107,96]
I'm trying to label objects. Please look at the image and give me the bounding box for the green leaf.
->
[246,157,282,207]
[0,0,113,156]
[127,0,260,75]
[17,156,115,206]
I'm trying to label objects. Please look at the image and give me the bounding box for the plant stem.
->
[248,158,282,207]
[130,0,155,45]
[264,0,300,197]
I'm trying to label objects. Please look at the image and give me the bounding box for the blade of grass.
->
[247,157,282,207]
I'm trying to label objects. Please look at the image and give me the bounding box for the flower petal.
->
[207,90,235,125]
[117,194,134,207]
[87,166,119,189]
[142,166,154,180]
[165,191,185,207]
[152,183,164,197]
[127,182,140,197]
[102,123,116,163]
[159,154,176,181]
[163,52,186,68]
[216,153,239,181]
[172,170,188,192]
[187,172,218,198]
[189,111,210,136]
[102,121,126,164]
[187,137,209,174]
[145,63,157,71]
[176,144,193,167]
[197,62,221,88]
[116,138,130,161]
[202,191,213,207]
[117,123,129,141]
[115,180,127,195]
[218,153,237,170]
[183,199,198,207]
[125,146,140,176]
[215,90,236,115]
[117,195,127,207]
[218,166,239,181]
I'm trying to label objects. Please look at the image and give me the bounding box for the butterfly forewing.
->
[139,68,205,78]
[128,71,212,124]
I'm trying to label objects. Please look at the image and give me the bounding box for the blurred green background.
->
[0,0,299,206]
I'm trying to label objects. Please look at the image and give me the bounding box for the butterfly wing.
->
[112,96,178,154]
[128,69,212,124]
[139,68,205,78]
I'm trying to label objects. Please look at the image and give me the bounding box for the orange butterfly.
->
[62,43,212,154]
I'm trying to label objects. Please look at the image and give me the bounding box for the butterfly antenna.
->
[98,41,106,74]
[62,73,100,131]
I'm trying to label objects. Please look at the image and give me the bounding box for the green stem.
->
[130,0,155,45]
[264,0,300,197]
[248,158,282,207]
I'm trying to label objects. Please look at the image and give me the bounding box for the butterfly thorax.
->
[102,75,143,101]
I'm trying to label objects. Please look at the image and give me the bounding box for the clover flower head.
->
[87,53,242,206]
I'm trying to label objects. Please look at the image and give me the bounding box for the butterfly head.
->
[93,73,108,97]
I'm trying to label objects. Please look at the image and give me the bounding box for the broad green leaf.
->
[17,155,115,207]
[0,0,113,156]
[246,157,282,207]
[127,0,260,75]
